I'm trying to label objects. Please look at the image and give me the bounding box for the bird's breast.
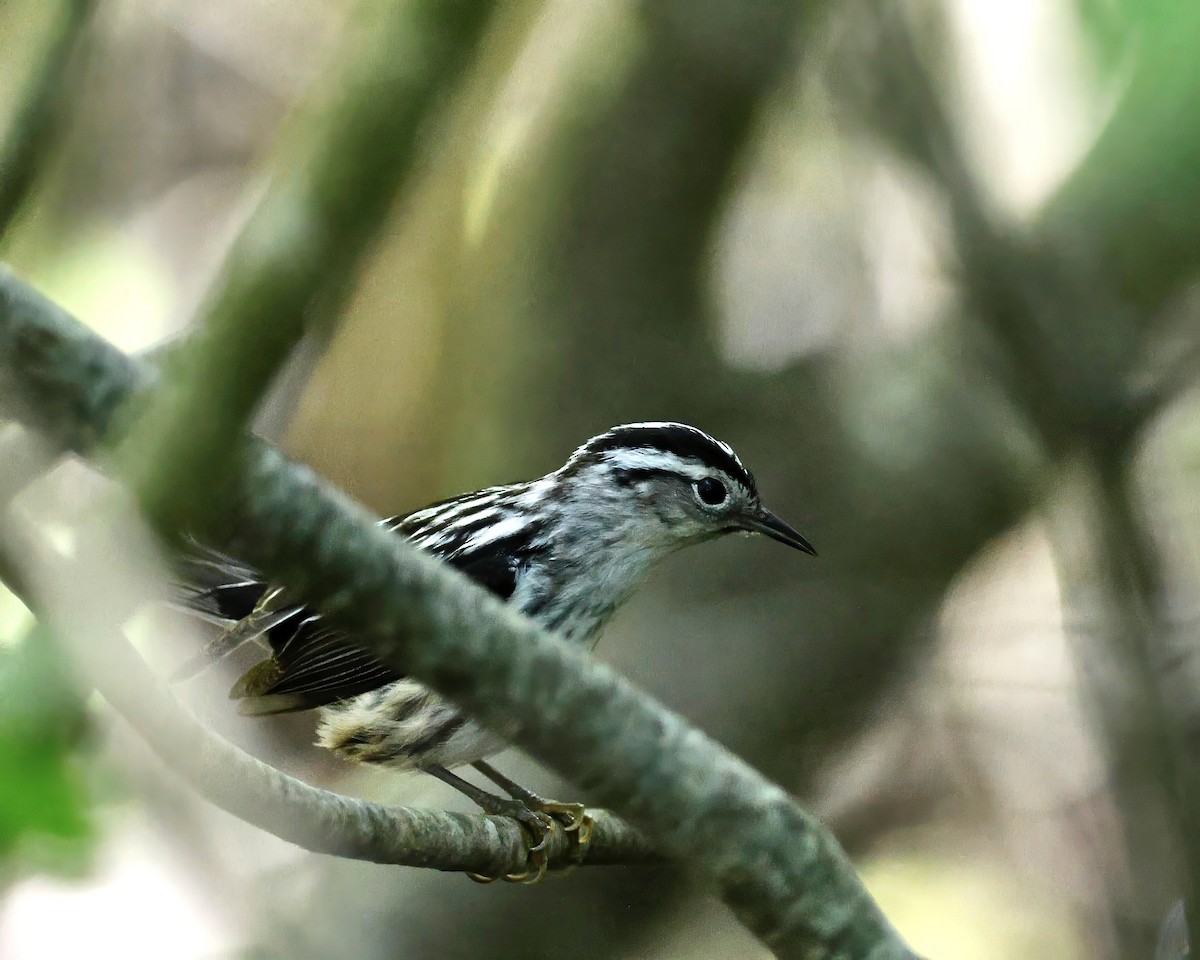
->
[511,567,624,646]
[505,528,661,645]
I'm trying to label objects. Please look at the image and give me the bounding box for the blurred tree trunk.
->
[275,2,1046,957]
[253,1,1200,957]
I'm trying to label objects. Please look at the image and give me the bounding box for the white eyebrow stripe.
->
[600,449,713,481]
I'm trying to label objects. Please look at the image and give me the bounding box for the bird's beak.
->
[745,508,817,555]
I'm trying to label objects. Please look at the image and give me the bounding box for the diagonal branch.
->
[115,0,500,534]
[0,274,920,957]
[0,0,95,237]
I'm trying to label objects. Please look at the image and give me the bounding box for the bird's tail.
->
[168,542,303,681]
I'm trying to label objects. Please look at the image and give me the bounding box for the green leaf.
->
[0,621,94,873]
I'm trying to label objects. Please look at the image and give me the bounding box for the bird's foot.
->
[472,760,594,855]
[433,763,591,883]
[463,795,554,884]
[428,765,555,883]
[518,797,594,848]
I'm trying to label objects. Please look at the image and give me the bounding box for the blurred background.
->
[2,0,1199,957]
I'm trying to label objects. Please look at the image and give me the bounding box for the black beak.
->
[746,508,817,555]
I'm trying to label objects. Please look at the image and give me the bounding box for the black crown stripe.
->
[584,424,755,494]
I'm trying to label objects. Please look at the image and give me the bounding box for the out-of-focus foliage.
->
[1053,0,1200,314]
[3,0,1200,956]
[0,618,93,875]
[1074,0,1200,80]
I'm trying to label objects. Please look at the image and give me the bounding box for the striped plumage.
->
[179,421,814,776]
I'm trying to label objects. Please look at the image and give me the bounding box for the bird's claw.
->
[450,764,593,883]
[465,802,595,883]
[529,800,594,847]
[506,800,594,877]
[502,849,548,884]
[466,803,553,884]
[504,809,553,883]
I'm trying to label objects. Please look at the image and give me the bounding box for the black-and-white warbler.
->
[177,422,814,880]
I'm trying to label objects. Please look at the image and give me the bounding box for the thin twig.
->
[89,614,655,875]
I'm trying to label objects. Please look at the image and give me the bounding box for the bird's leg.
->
[426,765,552,884]
[472,760,594,847]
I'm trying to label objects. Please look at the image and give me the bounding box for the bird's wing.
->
[228,547,523,714]
[176,488,542,715]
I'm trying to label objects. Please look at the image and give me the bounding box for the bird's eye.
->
[694,477,727,506]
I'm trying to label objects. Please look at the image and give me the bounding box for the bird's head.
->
[555,422,816,558]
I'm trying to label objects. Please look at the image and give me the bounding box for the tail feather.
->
[173,542,266,621]
[172,531,403,714]
[228,657,285,699]
[235,692,318,716]
[168,601,299,682]
[171,541,304,681]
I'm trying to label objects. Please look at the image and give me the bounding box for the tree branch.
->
[115,0,499,535]
[0,0,95,237]
[837,1,1132,447]
[835,8,1200,952]
[1087,455,1200,949]
[0,271,919,957]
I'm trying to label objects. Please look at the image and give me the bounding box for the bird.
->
[174,421,815,881]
